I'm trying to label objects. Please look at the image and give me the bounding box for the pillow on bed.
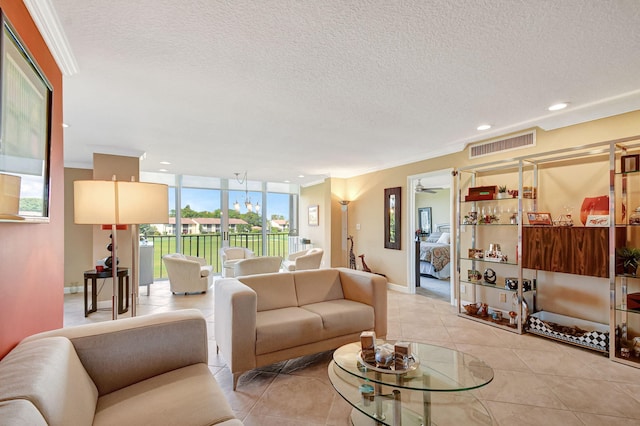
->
[425,232,441,243]
[436,232,450,244]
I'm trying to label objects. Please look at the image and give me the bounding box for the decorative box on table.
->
[465,185,497,202]
[628,293,640,310]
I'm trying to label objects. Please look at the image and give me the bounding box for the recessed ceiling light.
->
[477,124,491,131]
[159,161,171,165]
[158,168,168,172]
[62,123,69,128]
[548,102,568,111]
[298,175,305,178]
[284,180,290,183]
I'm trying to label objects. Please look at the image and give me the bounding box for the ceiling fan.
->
[415,179,442,193]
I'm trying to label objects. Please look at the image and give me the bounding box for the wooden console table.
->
[84,268,129,317]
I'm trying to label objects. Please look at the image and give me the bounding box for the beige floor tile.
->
[542,375,640,419]
[246,374,336,424]
[485,401,583,426]
[63,281,640,425]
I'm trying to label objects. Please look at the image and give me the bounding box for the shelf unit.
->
[456,138,640,351]
[611,137,640,366]
[456,160,536,334]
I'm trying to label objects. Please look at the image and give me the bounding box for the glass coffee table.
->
[328,341,494,425]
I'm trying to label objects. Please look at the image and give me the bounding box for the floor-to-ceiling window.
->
[140,172,299,278]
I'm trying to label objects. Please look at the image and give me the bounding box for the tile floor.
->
[64,279,640,425]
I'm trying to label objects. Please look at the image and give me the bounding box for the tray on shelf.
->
[526,311,609,353]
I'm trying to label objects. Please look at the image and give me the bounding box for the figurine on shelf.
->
[477,303,489,317]
[464,303,479,315]
[508,311,518,325]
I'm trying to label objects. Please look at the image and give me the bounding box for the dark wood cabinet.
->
[522,226,613,278]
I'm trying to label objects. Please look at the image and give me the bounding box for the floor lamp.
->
[339,200,350,267]
[74,179,168,320]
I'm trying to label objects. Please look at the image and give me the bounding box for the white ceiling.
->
[40,0,640,186]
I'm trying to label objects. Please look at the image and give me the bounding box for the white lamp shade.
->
[74,180,117,224]
[116,181,169,224]
[74,180,169,225]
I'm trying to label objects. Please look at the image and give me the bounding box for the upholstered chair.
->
[220,247,254,277]
[233,256,283,277]
[282,248,324,271]
[162,253,213,294]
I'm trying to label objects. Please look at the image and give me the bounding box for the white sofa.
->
[220,247,254,277]
[234,256,282,276]
[0,309,242,426]
[162,253,213,294]
[282,248,324,271]
[215,268,387,389]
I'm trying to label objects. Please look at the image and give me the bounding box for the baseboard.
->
[387,282,410,293]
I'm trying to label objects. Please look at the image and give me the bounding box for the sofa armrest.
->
[22,309,208,396]
[337,268,388,338]
[214,279,258,377]
[186,255,207,266]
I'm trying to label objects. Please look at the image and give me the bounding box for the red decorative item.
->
[580,196,609,225]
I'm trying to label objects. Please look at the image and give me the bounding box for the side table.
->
[84,268,130,317]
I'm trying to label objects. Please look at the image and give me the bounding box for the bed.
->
[418,224,451,279]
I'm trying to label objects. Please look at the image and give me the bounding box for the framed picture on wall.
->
[418,207,432,234]
[308,205,319,226]
[622,154,640,173]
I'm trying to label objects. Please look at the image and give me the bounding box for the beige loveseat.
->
[0,310,242,426]
[215,268,387,390]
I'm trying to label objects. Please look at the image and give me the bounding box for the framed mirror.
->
[418,207,432,235]
[0,11,53,222]
[384,187,401,250]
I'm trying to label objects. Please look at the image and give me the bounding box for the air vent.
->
[469,131,536,159]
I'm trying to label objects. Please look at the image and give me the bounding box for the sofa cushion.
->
[0,336,98,426]
[255,307,323,354]
[301,299,375,339]
[93,363,239,426]
[0,400,47,426]
[293,269,344,306]
[239,272,298,311]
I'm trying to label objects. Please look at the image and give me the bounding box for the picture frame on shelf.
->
[467,269,482,283]
[622,154,640,173]
[585,214,609,227]
[468,248,484,259]
[527,212,552,225]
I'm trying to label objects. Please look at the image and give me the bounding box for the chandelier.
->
[233,172,260,213]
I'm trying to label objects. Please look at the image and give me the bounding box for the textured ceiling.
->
[50,0,640,186]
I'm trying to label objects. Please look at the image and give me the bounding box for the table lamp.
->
[74,178,168,319]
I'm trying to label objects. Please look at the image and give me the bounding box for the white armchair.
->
[220,247,254,277]
[234,256,283,276]
[282,248,324,271]
[162,253,213,294]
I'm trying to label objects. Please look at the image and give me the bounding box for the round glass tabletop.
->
[333,341,493,392]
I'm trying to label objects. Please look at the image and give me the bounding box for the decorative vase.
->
[580,195,609,225]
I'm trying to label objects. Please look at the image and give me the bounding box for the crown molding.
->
[23,0,78,76]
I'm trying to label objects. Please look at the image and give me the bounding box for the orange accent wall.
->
[0,1,64,358]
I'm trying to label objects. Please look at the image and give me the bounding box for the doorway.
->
[406,169,455,304]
